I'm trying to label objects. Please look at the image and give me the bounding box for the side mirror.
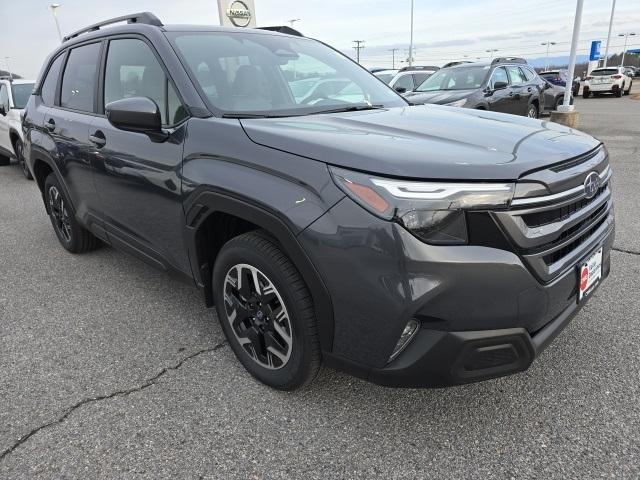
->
[106,97,163,135]
[395,86,407,93]
[492,81,508,90]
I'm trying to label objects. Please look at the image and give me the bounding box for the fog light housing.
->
[389,319,420,362]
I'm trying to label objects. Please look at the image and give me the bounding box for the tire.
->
[583,90,590,99]
[615,85,623,97]
[44,173,101,253]
[526,103,538,119]
[213,231,321,390]
[13,138,32,180]
[0,154,9,166]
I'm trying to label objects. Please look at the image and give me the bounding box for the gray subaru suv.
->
[23,13,614,390]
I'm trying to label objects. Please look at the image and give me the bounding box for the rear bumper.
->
[585,83,622,92]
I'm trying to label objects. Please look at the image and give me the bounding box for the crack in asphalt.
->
[0,341,228,464]
[612,247,640,256]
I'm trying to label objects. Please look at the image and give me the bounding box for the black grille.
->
[543,215,609,265]
[522,187,606,227]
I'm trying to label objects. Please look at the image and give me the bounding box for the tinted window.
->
[416,66,489,92]
[61,43,101,112]
[506,66,527,85]
[490,67,509,88]
[591,69,618,76]
[412,72,432,86]
[41,54,64,106]
[104,39,186,125]
[12,83,35,109]
[393,74,414,91]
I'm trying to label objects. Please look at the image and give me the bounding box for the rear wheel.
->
[13,138,32,180]
[526,103,538,118]
[213,231,321,390]
[615,85,623,97]
[44,173,101,253]
[583,90,590,99]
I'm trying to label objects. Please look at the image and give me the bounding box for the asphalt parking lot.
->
[1,88,639,479]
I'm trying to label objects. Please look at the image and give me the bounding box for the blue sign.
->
[589,41,602,61]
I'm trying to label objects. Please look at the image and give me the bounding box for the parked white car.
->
[583,67,633,98]
[0,77,36,178]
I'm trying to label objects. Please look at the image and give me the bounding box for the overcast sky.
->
[1,0,639,78]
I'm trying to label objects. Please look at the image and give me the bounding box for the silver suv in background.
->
[0,77,36,179]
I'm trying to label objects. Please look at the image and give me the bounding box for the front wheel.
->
[526,103,538,118]
[213,231,321,390]
[14,138,32,180]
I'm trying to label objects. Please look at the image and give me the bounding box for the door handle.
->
[89,130,106,147]
[45,118,56,132]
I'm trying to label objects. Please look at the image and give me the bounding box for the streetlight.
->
[603,0,616,67]
[287,18,300,28]
[486,49,498,60]
[618,32,637,66]
[4,57,12,80]
[541,41,557,70]
[408,0,414,67]
[50,3,63,42]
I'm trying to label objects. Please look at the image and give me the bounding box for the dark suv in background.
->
[23,13,614,390]
[405,58,546,118]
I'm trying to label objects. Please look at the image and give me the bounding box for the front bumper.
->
[300,196,614,388]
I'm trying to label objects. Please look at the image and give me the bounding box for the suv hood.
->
[404,89,474,105]
[240,105,600,180]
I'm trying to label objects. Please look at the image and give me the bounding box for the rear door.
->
[43,41,103,231]
[90,36,190,274]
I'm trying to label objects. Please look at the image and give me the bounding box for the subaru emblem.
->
[583,171,600,199]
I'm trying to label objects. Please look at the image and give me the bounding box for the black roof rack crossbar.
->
[491,57,527,65]
[62,12,163,42]
[399,65,440,72]
[256,26,304,37]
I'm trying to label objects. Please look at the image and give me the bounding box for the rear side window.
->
[521,67,536,82]
[61,42,101,112]
[103,38,187,125]
[41,54,64,106]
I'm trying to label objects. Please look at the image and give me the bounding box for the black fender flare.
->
[184,188,335,353]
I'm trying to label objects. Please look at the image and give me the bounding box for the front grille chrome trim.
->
[511,165,611,207]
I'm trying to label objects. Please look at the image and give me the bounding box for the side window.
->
[104,38,187,125]
[412,73,431,87]
[41,54,64,106]
[490,67,509,88]
[393,74,414,91]
[521,67,535,82]
[0,84,8,107]
[61,43,101,112]
[506,66,526,85]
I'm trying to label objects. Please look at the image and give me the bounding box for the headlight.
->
[330,166,515,245]
[444,98,467,108]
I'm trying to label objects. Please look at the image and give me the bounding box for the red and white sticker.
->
[578,247,603,302]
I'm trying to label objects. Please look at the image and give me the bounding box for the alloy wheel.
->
[15,140,29,178]
[223,263,293,370]
[48,185,72,242]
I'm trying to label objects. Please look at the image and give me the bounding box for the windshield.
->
[375,73,396,84]
[169,31,406,116]
[415,66,489,92]
[591,69,618,76]
[11,83,34,109]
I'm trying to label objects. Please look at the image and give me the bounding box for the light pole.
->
[4,57,12,80]
[287,18,300,29]
[541,41,557,70]
[603,0,616,67]
[389,48,398,69]
[408,0,414,67]
[353,40,365,63]
[559,0,584,112]
[486,49,498,61]
[619,32,637,66]
[50,3,63,41]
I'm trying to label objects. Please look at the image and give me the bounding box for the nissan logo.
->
[226,0,251,27]
[583,171,600,199]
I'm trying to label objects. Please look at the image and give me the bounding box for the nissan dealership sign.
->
[218,0,256,28]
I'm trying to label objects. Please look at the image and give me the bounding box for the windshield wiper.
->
[310,104,385,115]
[222,113,284,119]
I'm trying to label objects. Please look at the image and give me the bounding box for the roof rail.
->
[442,60,474,68]
[62,12,163,42]
[398,65,440,72]
[491,57,527,65]
[256,26,304,37]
